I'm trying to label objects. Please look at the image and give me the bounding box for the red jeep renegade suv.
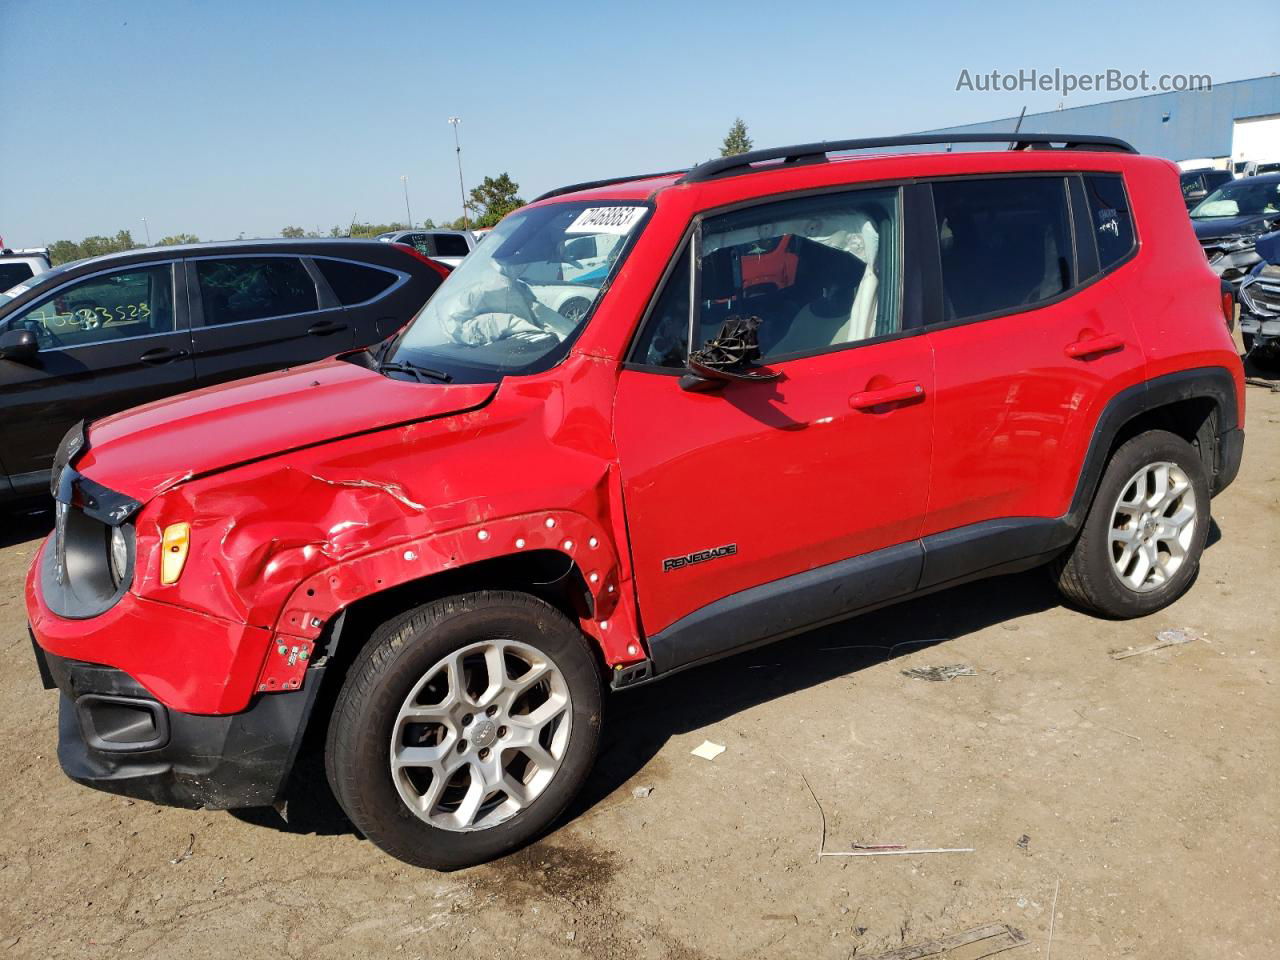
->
[27,134,1245,869]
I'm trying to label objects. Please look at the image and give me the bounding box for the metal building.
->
[928,74,1280,169]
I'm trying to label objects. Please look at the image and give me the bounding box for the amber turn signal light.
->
[160,523,190,585]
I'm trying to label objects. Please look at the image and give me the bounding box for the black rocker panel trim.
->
[647,541,922,676]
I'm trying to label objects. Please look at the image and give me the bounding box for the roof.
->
[0,239,442,315]
[531,132,1138,206]
[55,238,403,272]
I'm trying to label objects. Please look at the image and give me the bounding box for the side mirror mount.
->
[679,314,780,392]
[0,329,38,363]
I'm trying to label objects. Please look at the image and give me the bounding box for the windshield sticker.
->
[565,206,646,236]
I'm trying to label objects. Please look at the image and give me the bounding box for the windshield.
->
[387,200,648,382]
[1191,178,1280,220]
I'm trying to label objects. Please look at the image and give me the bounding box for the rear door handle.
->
[849,380,925,410]
[140,347,188,364]
[308,320,348,336]
[1065,334,1124,359]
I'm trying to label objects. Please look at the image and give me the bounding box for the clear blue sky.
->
[0,0,1261,247]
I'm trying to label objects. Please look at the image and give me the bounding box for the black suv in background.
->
[0,239,448,503]
[1180,168,1232,210]
[1191,173,1280,284]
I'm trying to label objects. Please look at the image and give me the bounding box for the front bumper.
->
[1202,246,1261,284]
[27,537,275,715]
[1239,312,1280,344]
[35,643,322,809]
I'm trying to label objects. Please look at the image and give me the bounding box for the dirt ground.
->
[1,383,1277,960]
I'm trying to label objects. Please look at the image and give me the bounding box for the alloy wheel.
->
[1108,460,1198,593]
[389,638,572,831]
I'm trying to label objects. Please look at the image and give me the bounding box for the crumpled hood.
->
[74,357,496,502]
[1193,214,1276,240]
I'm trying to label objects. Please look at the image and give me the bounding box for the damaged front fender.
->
[123,356,647,704]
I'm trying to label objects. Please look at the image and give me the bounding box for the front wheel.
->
[1052,430,1210,618]
[325,591,603,869]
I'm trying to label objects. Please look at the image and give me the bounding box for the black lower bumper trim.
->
[44,652,322,809]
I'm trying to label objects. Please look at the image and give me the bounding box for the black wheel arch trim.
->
[1066,365,1241,518]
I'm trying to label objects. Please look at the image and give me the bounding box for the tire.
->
[557,296,592,323]
[325,591,603,869]
[1052,430,1210,618]
[1242,331,1255,354]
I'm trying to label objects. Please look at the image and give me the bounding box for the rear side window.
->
[0,262,34,290]
[932,176,1073,321]
[195,257,318,325]
[315,259,397,305]
[433,234,471,258]
[1083,174,1136,270]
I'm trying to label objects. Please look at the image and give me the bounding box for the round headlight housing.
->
[109,525,130,586]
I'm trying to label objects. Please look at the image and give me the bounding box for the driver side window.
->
[6,265,176,350]
[630,187,902,369]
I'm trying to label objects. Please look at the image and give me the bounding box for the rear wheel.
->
[1053,430,1209,618]
[325,591,603,869]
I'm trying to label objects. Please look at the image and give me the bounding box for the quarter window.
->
[433,234,471,258]
[932,176,1073,321]
[632,187,902,367]
[1083,174,1136,270]
[0,263,34,290]
[315,258,398,305]
[3,265,175,349]
[195,257,318,326]
[631,244,691,368]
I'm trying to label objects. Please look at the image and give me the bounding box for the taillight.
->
[1220,280,1236,331]
[393,243,453,281]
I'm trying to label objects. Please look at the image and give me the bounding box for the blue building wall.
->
[927,75,1280,161]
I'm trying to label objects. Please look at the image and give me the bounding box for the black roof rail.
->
[678,132,1137,184]
[532,169,689,203]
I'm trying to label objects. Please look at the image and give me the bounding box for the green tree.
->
[158,233,199,245]
[720,117,753,157]
[347,221,409,239]
[46,230,140,265]
[280,226,306,238]
[466,173,524,228]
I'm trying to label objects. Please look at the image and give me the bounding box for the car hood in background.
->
[1192,214,1278,240]
[74,357,496,501]
[1255,230,1280,265]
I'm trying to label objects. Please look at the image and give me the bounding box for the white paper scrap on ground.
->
[691,740,726,761]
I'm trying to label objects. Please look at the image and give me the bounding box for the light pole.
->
[141,217,151,245]
[400,175,413,229]
[448,116,469,231]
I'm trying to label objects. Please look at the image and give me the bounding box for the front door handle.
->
[849,380,925,410]
[308,320,348,336]
[1064,334,1124,359]
[139,347,188,364]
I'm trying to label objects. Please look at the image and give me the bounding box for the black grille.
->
[1241,269,1280,318]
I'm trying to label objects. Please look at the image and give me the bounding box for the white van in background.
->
[0,247,51,292]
